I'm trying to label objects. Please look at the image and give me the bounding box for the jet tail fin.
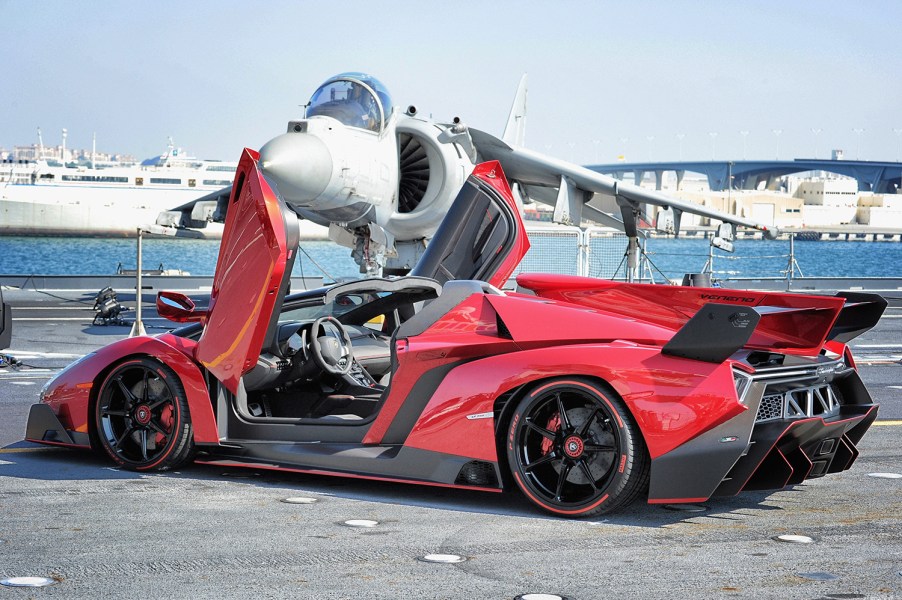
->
[502,74,528,147]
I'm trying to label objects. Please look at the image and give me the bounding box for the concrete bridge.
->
[587,159,902,194]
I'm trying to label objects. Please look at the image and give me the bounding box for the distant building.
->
[794,178,859,226]
[598,169,901,232]
[11,144,135,165]
[856,194,902,227]
[13,144,50,162]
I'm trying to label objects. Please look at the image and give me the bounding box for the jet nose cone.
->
[259,133,333,205]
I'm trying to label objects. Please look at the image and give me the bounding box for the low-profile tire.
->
[506,377,649,517]
[95,357,195,471]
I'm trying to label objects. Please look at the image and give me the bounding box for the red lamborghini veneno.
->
[26,151,886,517]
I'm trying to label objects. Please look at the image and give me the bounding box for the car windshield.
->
[277,277,442,334]
[306,73,392,133]
[279,291,388,324]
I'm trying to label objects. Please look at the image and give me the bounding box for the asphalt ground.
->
[1,287,900,599]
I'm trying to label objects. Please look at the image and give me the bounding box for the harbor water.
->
[1,235,902,283]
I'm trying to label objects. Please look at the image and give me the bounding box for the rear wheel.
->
[506,378,648,517]
[95,358,194,471]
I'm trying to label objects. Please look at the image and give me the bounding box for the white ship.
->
[0,141,238,238]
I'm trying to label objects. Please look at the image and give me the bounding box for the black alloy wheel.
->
[95,358,194,471]
[506,378,649,517]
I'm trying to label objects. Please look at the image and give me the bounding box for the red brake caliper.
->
[541,413,561,455]
[156,405,173,445]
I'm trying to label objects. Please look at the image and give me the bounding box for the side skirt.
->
[196,441,502,491]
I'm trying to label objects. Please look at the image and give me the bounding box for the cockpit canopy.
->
[306,73,393,133]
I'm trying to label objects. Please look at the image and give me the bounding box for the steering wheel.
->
[309,316,354,376]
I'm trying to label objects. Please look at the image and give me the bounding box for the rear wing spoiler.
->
[663,304,761,363]
[827,292,887,344]
[663,292,887,363]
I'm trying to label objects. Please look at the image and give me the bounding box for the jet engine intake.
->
[391,119,475,240]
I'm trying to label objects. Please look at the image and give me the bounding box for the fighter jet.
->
[158,72,774,277]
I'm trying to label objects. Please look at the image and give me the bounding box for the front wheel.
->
[506,378,649,517]
[95,358,195,471]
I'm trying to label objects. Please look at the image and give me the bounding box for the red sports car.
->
[26,151,886,517]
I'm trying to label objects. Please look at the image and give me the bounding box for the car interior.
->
[238,277,469,423]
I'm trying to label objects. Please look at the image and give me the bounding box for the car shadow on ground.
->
[2,443,796,526]
[80,324,133,336]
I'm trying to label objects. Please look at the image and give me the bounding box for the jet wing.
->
[470,128,776,238]
[154,185,233,232]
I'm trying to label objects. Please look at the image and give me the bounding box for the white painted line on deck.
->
[852,344,902,348]
[14,306,94,310]
[13,317,170,322]
[5,350,83,359]
[12,288,212,293]
[13,317,102,321]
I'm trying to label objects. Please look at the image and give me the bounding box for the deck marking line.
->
[15,307,94,311]
[13,317,170,322]
[13,317,106,322]
[853,344,902,349]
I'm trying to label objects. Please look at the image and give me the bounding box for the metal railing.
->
[516,227,809,288]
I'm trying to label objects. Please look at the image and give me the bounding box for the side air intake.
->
[455,460,500,488]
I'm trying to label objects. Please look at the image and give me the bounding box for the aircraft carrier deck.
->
[1,280,900,598]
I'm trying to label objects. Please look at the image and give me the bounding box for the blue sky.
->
[3,1,901,164]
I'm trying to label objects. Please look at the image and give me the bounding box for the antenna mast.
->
[37,127,45,161]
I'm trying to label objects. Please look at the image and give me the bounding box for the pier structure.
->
[581,158,902,232]
[587,159,902,194]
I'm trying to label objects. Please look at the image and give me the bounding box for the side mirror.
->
[156,291,208,323]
